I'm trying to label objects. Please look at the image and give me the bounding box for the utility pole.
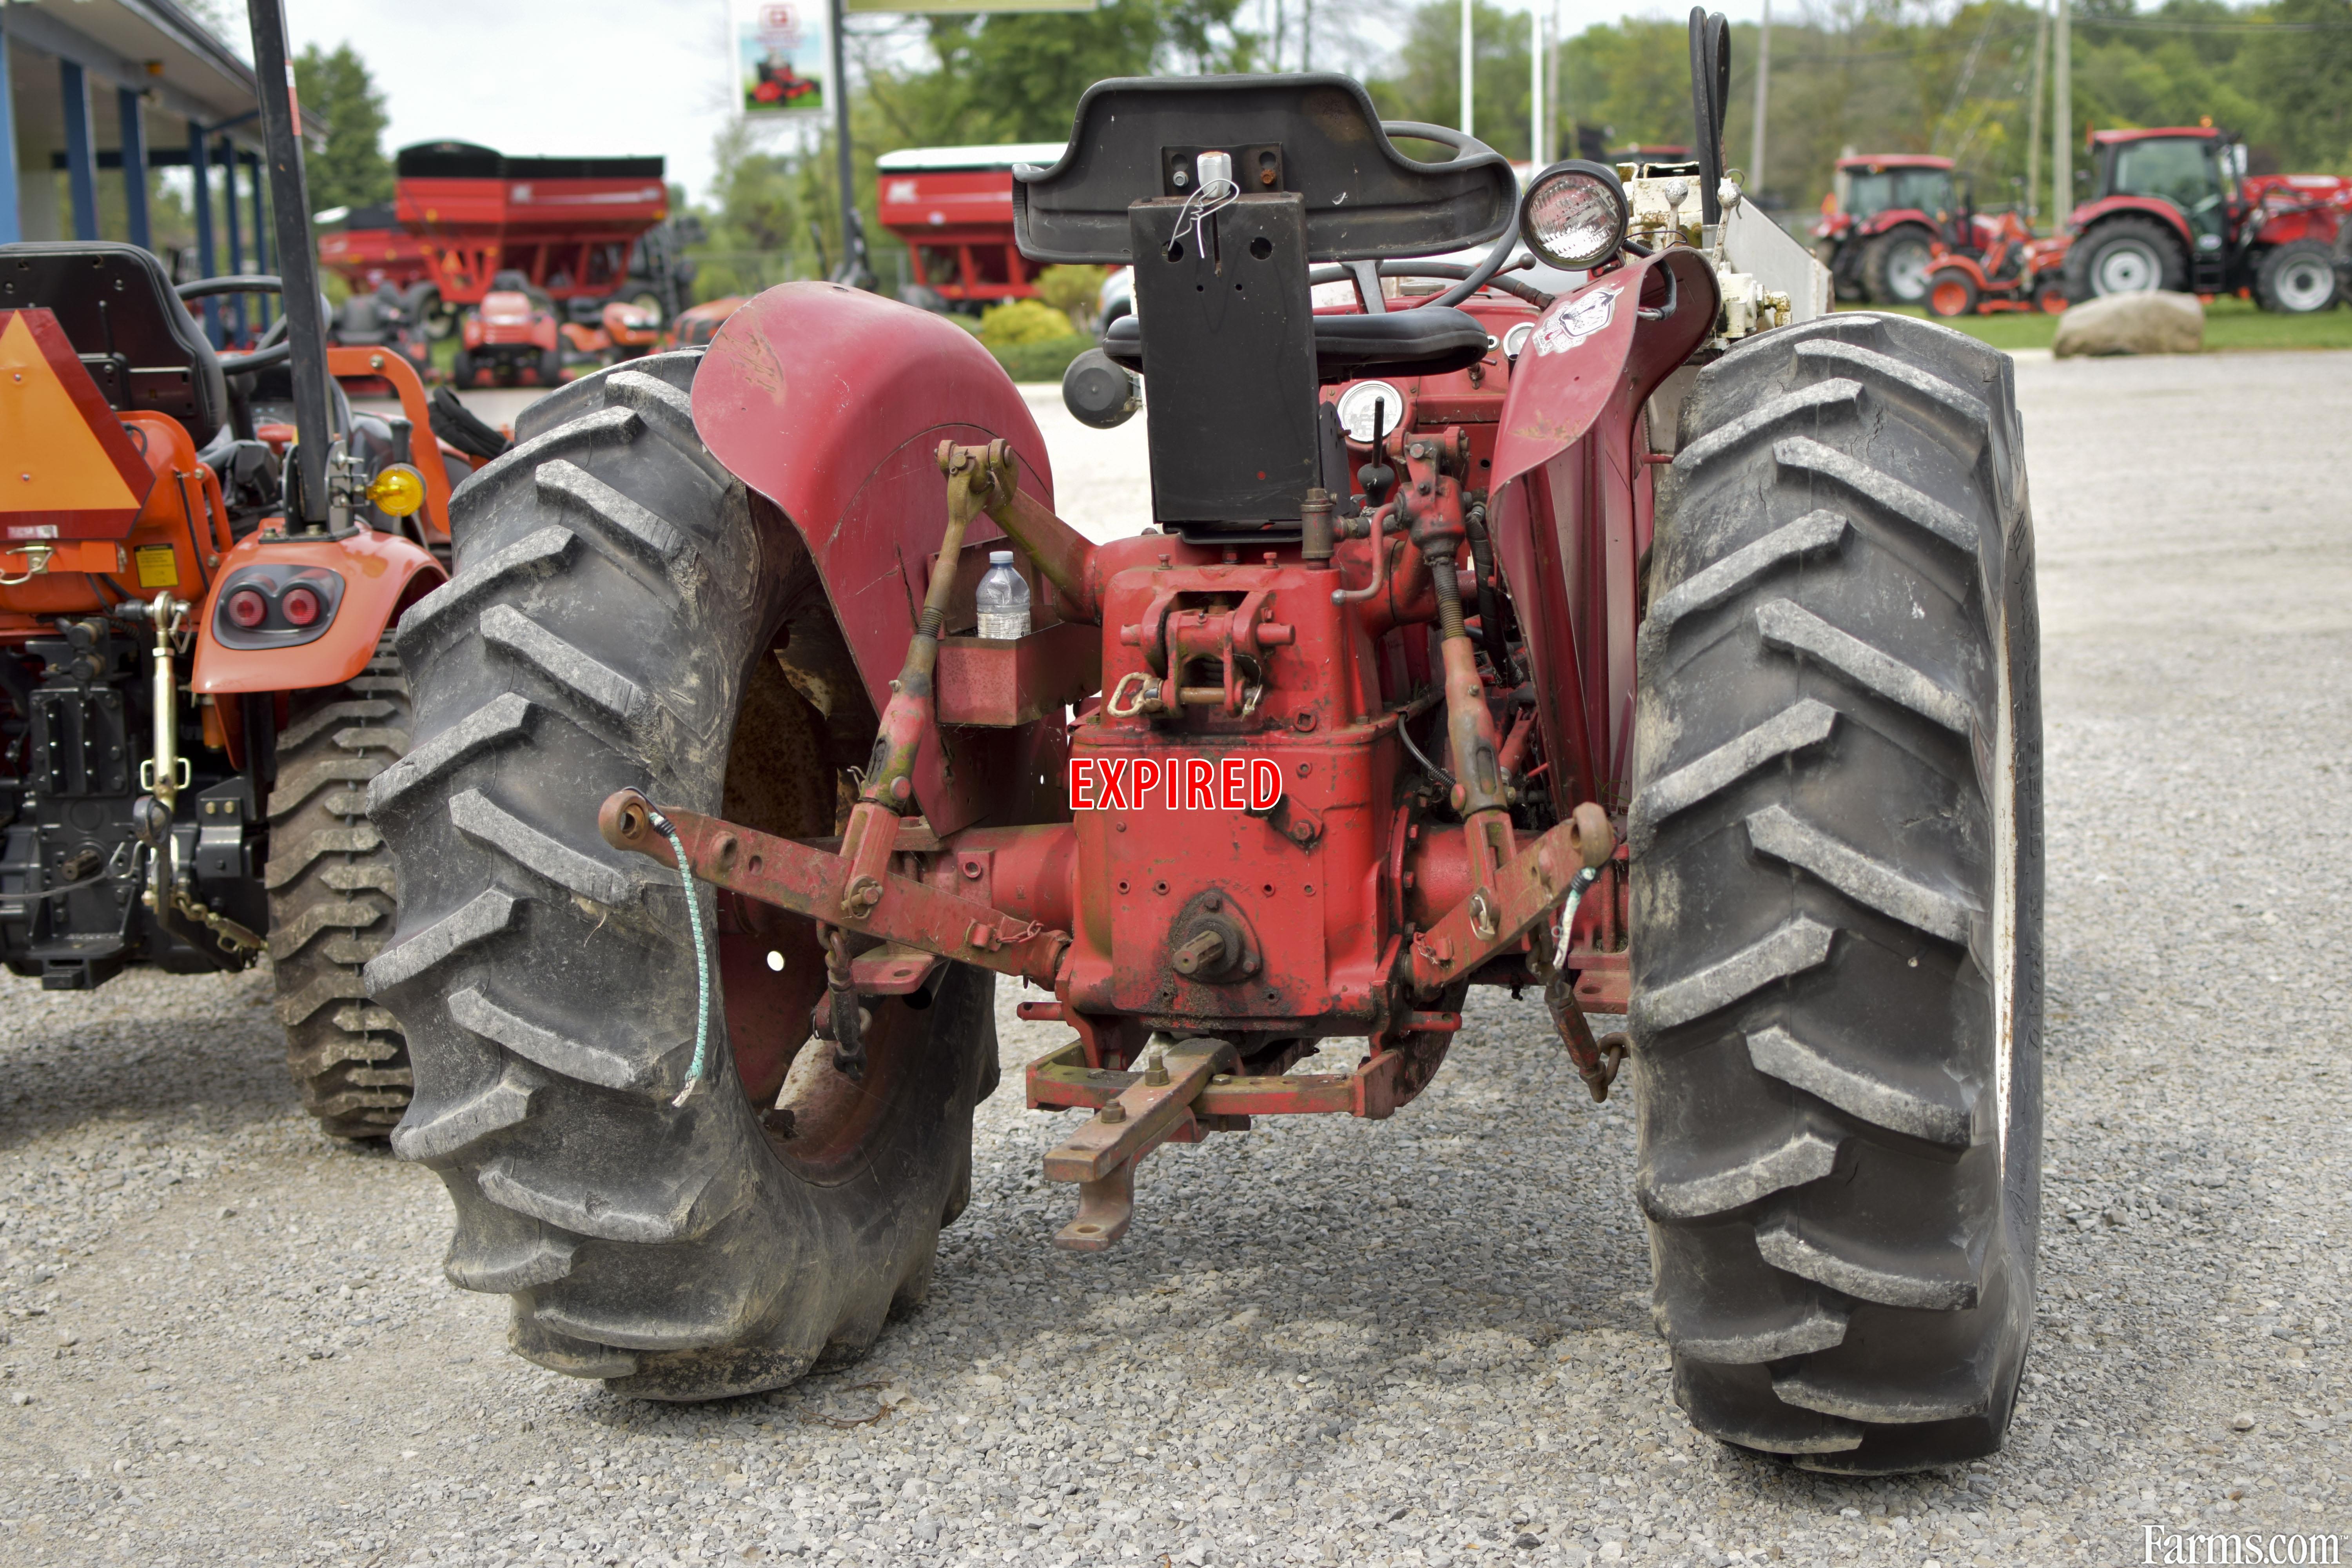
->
[1546,0,1561,163]
[1749,0,1771,197]
[1460,0,1474,136]
[2025,0,2048,224]
[1530,7,1544,168]
[2053,0,2072,227]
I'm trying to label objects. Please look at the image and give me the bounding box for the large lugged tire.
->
[268,636,414,1138]
[1631,312,2043,1474]
[2254,239,2339,314]
[1860,227,1935,307]
[2069,215,2186,300]
[366,352,996,1399]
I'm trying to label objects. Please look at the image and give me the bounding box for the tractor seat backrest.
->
[0,242,228,435]
[1013,74,1519,265]
[1016,75,1517,533]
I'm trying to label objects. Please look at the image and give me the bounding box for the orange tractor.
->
[1926,211,2072,317]
[1,0,451,1136]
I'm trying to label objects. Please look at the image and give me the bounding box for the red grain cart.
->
[1811,153,1976,307]
[318,143,669,338]
[2065,126,2348,312]
[876,143,1068,307]
[375,27,2045,1477]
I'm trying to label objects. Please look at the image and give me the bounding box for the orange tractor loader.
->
[1,0,450,1137]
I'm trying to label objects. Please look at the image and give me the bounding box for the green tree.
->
[1366,0,1535,160]
[293,43,393,212]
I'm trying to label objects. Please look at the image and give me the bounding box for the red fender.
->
[1929,254,1994,289]
[689,281,1057,835]
[1488,248,1718,811]
[2068,196,2195,253]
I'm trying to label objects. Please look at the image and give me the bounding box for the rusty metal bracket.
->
[599,790,1068,987]
[1405,806,1615,994]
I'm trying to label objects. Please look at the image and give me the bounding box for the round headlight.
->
[1333,381,1405,445]
[1520,160,1629,272]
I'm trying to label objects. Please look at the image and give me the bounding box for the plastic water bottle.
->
[975,551,1031,641]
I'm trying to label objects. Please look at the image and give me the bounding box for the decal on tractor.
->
[1533,283,1621,354]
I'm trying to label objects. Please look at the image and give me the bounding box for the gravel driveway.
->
[4,348,2348,1568]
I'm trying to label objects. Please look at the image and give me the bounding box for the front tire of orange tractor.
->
[365,352,997,1399]
[1926,270,1977,319]
[1632,311,2042,1474]
[268,635,415,1138]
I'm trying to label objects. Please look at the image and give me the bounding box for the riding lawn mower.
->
[370,13,2043,1474]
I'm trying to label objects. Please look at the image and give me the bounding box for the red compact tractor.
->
[2065,126,2348,312]
[4,0,449,1137]
[1926,211,2072,317]
[372,16,2043,1474]
[452,281,563,388]
[1811,154,1976,307]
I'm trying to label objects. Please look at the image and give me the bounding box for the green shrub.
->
[1035,264,1109,331]
[978,297,1077,348]
[987,335,1092,384]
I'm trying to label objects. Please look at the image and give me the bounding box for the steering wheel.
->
[178,275,307,376]
[1373,122,1526,309]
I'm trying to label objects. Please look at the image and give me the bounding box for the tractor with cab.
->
[1811,153,1978,307]
[2066,125,2349,312]
[2,0,448,1138]
[370,12,2043,1474]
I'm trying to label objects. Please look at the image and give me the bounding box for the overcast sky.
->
[283,0,1767,204]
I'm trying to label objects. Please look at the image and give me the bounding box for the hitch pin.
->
[1551,865,1600,972]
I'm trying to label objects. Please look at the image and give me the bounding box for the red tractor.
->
[1811,153,1976,307]
[371,17,2044,1475]
[3,0,450,1138]
[2066,126,2349,312]
[452,279,563,388]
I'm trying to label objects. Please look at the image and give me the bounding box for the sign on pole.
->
[739,0,829,115]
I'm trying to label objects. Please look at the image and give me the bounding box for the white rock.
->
[2052,291,2204,358]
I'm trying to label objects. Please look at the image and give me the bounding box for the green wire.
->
[645,806,712,1109]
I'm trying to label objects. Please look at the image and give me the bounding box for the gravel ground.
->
[4,350,2348,1567]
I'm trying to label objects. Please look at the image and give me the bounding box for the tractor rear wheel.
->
[2071,216,2185,299]
[2254,240,2339,314]
[365,352,997,1399]
[268,636,414,1138]
[1860,227,1935,307]
[1633,311,2042,1474]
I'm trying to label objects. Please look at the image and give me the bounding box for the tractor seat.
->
[0,241,229,435]
[1102,305,1490,384]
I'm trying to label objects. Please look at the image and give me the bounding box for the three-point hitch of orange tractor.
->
[601,434,1616,1250]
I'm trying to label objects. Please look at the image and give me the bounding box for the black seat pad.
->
[1103,305,1489,384]
[0,241,229,434]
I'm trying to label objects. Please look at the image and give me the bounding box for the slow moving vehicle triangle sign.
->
[0,309,156,539]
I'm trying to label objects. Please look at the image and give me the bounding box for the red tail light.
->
[280,585,322,627]
[226,587,269,628]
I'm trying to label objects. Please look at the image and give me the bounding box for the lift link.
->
[1403,436,1515,940]
[837,440,1016,919]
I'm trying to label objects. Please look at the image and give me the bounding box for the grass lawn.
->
[1856,296,2352,353]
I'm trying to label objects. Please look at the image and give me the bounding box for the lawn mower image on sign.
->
[372,10,2044,1475]
[4,0,450,1140]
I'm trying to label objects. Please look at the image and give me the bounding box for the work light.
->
[1520,161,1630,272]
